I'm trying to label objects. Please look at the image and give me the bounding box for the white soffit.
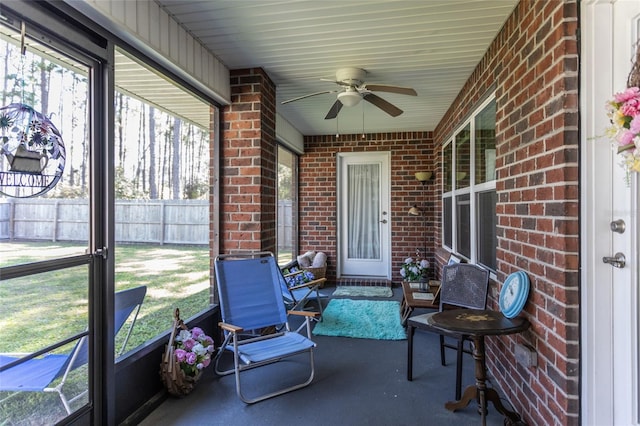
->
[155,0,518,135]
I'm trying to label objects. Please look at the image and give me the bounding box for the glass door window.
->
[0,18,93,424]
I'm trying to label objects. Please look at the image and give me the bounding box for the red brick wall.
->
[432,1,580,424]
[301,132,435,283]
[221,2,579,423]
[221,68,277,254]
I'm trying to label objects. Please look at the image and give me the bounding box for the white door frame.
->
[336,151,391,279]
[581,1,640,424]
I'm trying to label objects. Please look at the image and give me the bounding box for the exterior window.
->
[477,190,497,268]
[277,145,298,265]
[443,197,452,248]
[442,97,496,271]
[456,193,471,258]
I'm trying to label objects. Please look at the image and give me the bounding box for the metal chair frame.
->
[213,252,320,403]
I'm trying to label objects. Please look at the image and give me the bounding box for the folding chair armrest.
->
[288,277,326,291]
[288,310,320,318]
[307,277,326,287]
[218,322,243,333]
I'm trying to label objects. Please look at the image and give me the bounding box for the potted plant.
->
[160,309,215,397]
[399,250,430,283]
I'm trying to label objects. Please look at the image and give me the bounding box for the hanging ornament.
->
[0,103,66,198]
[0,22,66,198]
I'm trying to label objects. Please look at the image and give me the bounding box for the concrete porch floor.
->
[139,285,516,426]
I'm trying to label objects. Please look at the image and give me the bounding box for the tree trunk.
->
[149,107,157,199]
[172,118,181,199]
[39,59,49,116]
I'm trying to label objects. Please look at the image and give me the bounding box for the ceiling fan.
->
[281,67,417,119]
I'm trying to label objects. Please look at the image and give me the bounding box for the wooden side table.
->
[426,309,530,426]
[400,280,440,325]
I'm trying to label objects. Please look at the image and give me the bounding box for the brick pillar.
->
[220,68,277,253]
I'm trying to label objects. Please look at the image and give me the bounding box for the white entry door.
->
[581,1,640,424]
[337,152,391,278]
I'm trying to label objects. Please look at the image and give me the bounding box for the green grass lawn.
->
[0,241,211,354]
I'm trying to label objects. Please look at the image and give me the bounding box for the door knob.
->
[610,219,626,234]
[379,219,388,224]
[602,252,626,268]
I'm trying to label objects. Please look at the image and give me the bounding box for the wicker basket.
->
[303,265,327,287]
[160,309,202,397]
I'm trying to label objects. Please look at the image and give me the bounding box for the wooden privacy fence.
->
[0,199,295,247]
[0,199,209,245]
[277,200,294,251]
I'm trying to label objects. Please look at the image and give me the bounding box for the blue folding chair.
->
[0,286,147,414]
[280,266,327,322]
[214,252,319,403]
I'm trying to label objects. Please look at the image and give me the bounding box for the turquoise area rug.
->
[312,299,406,340]
[332,286,392,298]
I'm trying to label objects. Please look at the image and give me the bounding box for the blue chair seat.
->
[0,286,146,414]
[0,354,68,391]
[226,332,316,364]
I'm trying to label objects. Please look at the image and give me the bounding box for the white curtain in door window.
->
[347,164,380,259]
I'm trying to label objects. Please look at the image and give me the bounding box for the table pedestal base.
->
[445,385,523,425]
[443,334,523,426]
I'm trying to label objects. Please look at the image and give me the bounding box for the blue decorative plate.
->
[499,271,530,318]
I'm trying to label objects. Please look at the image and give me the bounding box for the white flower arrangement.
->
[399,253,430,282]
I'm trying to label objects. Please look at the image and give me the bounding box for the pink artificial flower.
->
[185,351,197,365]
[174,348,187,363]
[613,87,640,103]
[201,335,214,347]
[630,115,640,133]
[201,357,211,368]
[618,129,636,146]
[620,98,640,118]
[182,338,196,351]
[191,327,204,340]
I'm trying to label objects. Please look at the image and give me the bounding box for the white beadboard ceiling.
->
[154,0,517,136]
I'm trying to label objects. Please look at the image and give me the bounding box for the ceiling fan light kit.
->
[337,89,362,107]
[281,67,417,120]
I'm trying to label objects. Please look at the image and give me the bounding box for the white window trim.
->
[442,94,496,271]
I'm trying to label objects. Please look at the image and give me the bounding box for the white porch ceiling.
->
[155,0,517,136]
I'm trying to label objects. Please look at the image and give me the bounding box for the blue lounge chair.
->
[281,266,327,321]
[0,286,147,414]
[214,252,319,403]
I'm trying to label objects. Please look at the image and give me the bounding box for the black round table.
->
[426,309,530,426]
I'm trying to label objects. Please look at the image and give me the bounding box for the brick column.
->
[220,68,277,253]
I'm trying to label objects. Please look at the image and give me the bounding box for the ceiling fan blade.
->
[363,84,417,96]
[281,90,337,104]
[324,99,344,119]
[363,93,403,117]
